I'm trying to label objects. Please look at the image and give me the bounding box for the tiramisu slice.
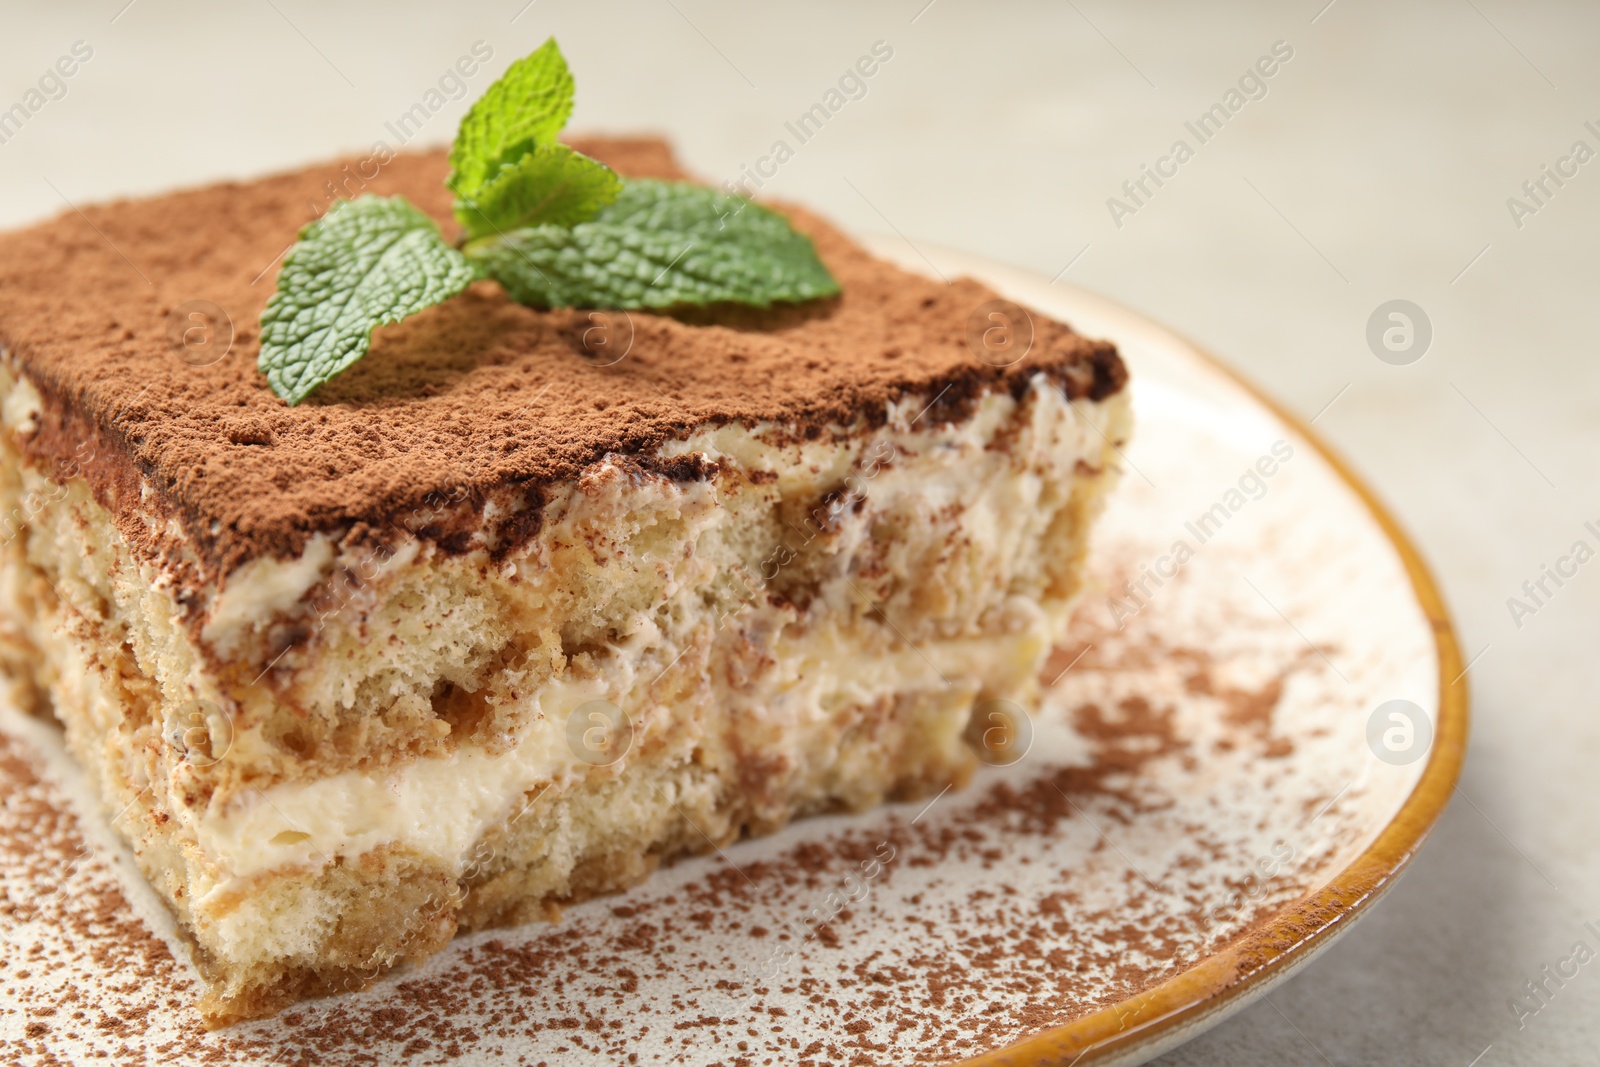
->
[0,138,1129,1024]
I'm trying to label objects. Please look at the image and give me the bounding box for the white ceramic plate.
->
[0,243,1465,1067]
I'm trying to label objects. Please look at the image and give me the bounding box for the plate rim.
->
[889,252,1472,1067]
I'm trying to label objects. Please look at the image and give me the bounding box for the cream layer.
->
[181,380,1123,893]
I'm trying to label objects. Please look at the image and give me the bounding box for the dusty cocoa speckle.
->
[0,137,1124,583]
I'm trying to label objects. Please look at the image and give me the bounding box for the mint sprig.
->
[259,37,838,404]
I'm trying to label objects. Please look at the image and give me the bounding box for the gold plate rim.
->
[926,267,1471,1067]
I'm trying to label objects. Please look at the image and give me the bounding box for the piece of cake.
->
[0,137,1130,1025]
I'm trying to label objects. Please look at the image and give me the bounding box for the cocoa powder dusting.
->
[0,729,218,1066]
[0,137,1124,580]
[1,577,1356,1065]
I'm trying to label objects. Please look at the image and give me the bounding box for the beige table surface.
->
[2,2,1596,1064]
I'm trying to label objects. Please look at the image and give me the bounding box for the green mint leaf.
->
[455,143,621,237]
[259,196,477,405]
[464,179,840,309]
[448,37,574,200]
